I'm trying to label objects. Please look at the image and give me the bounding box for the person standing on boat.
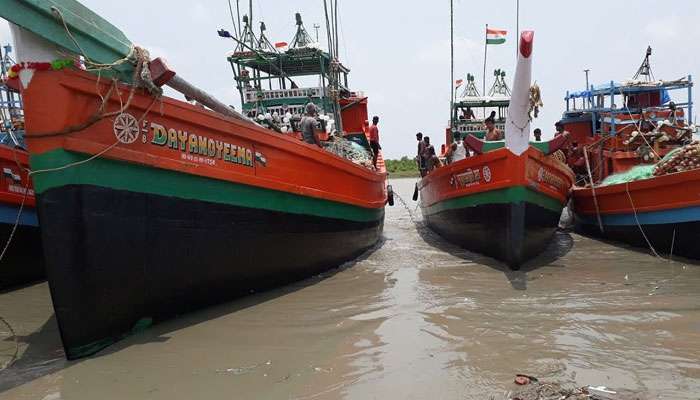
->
[452,137,467,162]
[484,118,503,141]
[300,103,322,147]
[554,121,569,138]
[534,128,542,142]
[426,146,443,171]
[368,116,381,168]
[421,136,433,166]
[416,132,427,175]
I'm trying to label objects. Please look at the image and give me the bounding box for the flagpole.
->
[515,0,519,58]
[450,0,454,129]
[483,23,488,96]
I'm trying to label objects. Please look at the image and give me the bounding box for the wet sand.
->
[1,177,699,399]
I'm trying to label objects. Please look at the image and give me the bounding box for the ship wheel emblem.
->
[482,166,492,182]
[113,113,139,144]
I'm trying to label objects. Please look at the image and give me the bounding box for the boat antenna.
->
[633,46,654,82]
[488,69,511,96]
[290,13,314,48]
[258,21,277,52]
[461,73,480,97]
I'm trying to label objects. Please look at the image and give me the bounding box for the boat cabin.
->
[561,76,694,183]
[448,69,510,144]
[223,13,369,146]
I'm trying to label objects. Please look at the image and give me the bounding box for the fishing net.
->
[599,141,700,186]
[653,141,700,176]
[600,165,655,186]
[323,135,375,169]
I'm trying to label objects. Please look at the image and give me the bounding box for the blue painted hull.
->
[575,205,700,260]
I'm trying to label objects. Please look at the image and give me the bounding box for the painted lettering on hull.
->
[147,121,254,167]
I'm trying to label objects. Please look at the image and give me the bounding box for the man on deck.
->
[416,132,427,176]
[300,103,322,147]
[368,116,381,168]
[534,128,542,142]
[484,117,503,141]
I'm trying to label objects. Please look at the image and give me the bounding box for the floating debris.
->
[501,375,640,400]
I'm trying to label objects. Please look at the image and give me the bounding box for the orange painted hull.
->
[572,170,700,259]
[419,147,573,267]
[20,69,386,358]
[23,69,387,209]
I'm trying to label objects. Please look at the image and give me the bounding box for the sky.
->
[2,0,699,159]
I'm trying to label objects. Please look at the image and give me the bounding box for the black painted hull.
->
[0,222,44,291]
[38,184,383,359]
[576,219,700,260]
[423,202,562,268]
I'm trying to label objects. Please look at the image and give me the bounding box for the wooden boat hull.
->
[0,145,44,290]
[22,69,386,358]
[419,147,573,268]
[573,168,700,259]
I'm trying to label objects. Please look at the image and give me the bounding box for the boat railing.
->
[243,87,325,103]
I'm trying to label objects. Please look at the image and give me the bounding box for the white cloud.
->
[644,16,681,41]
[415,36,479,64]
[191,3,212,24]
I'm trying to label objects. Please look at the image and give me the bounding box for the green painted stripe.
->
[475,140,550,154]
[486,38,506,45]
[422,186,563,216]
[30,149,383,223]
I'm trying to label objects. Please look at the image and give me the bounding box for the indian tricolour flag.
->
[486,28,507,45]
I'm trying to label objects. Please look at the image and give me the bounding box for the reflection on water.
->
[1,178,699,399]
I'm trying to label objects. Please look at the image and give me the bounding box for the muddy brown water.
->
[0,178,699,399]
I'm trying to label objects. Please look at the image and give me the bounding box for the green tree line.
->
[385,156,419,178]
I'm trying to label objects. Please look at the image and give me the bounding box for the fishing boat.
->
[560,47,699,259]
[2,0,387,358]
[419,31,574,268]
[0,43,43,290]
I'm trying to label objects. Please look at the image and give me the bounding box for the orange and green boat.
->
[419,31,574,268]
[560,48,699,259]
[3,0,387,358]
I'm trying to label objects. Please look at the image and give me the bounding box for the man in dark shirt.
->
[368,116,381,167]
[416,132,427,175]
[534,128,542,141]
[300,103,321,147]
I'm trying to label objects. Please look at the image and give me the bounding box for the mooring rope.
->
[625,181,663,259]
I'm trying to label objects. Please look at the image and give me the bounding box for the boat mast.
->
[322,0,343,132]
[450,0,454,130]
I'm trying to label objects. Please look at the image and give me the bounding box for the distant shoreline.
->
[388,170,420,178]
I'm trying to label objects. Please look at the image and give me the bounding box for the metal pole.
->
[584,69,590,107]
[450,0,454,129]
[236,0,242,36]
[515,0,519,59]
[313,23,320,41]
[483,24,488,96]
[688,75,693,125]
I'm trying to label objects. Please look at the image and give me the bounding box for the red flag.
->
[455,79,464,88]
[275,42,288,50]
